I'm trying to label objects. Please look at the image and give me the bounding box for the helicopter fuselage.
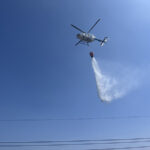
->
[71,19,108,46]
[76,33,96,43]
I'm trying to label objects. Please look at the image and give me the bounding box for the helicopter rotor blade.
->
[71,24,85,33]
[88,18,100,33]
[75,40,82,46]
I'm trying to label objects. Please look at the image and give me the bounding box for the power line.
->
[89,145,150,150]
[1,137,150,147]
[1,137,150,143]
[0,115,150,122]
[0,144,150,149]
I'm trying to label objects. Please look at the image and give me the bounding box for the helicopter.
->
[71,18,108,46]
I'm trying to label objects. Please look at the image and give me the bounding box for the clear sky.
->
[1,0,150,150]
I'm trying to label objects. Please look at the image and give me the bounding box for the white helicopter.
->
[71,19,108,46]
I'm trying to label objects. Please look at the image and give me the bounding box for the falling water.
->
[91,57,140,102]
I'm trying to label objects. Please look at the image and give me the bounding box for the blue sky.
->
[1,0,150,149]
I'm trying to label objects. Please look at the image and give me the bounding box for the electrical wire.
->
[1,137,150,143]
[1,137,150,147]
[0,115,150,122]
[89,145,150,150]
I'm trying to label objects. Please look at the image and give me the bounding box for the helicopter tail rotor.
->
[100,37,108,46]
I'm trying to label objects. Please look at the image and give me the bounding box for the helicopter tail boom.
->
[95,37,108,46]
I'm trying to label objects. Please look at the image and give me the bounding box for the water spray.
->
[90,52,140,102]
